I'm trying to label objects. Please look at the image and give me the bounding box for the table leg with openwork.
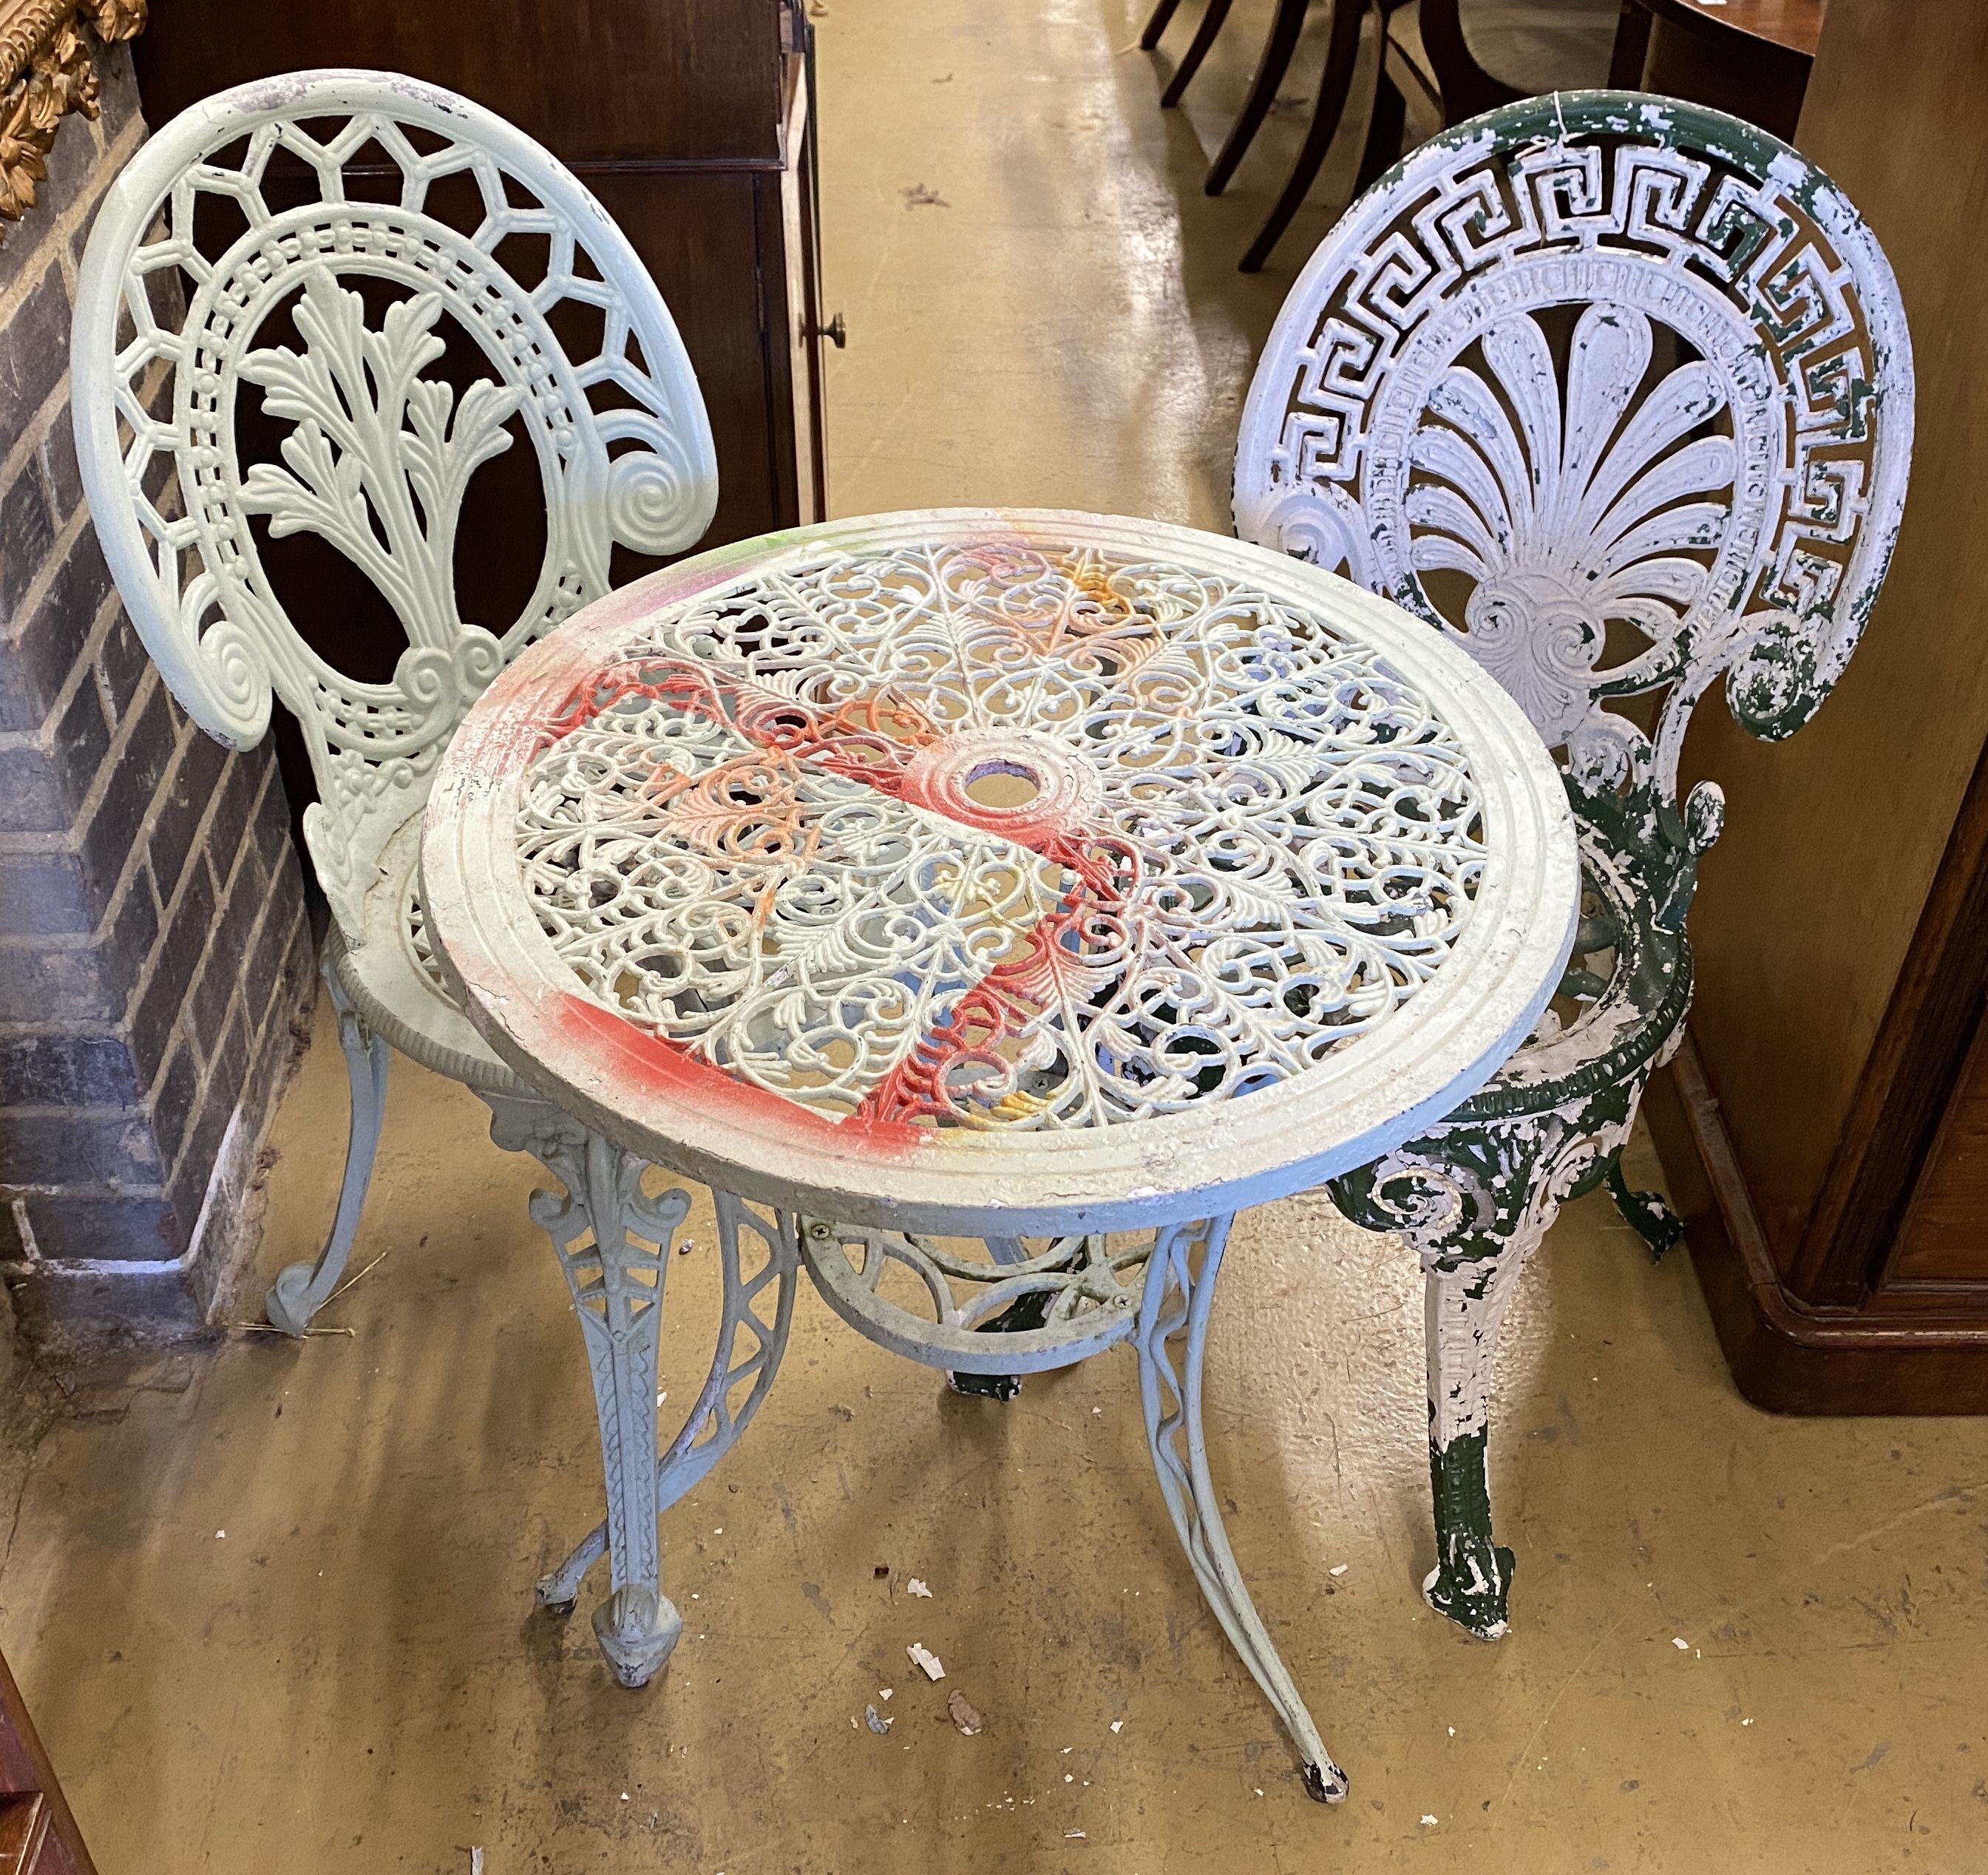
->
[1136,1216,1348,1803]
[799,1214,1346,1799]
[532,1189,798,1617]
[483,1097,798,1686]
[485,1095,679,1684]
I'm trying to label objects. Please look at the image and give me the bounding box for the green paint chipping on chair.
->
[1235,90,1915,1641]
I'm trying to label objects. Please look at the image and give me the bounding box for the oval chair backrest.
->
[1235,91,1913,847]
[72,69,719,940]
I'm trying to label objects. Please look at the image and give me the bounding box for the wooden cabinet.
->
[131,0,831,549]
[0,1649,95,1874]
[1894,1014,1988,1284]
[1642,0,1988,1412]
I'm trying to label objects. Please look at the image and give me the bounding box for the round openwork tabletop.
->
[421,510,1579,1236]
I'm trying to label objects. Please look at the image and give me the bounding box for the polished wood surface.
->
[1638,0,1823,57]
[1792,736,1988,1303]
[0,1650,94,1875]
[1893,1019,1988,1284]
[0,1794,48,1875]
[1655,0,1988,1410]
[135,0,785,163]
[1649,1038,1988,1412]
[1610,0,1822,139]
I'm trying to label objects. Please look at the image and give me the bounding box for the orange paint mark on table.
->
[549,991,927,1159]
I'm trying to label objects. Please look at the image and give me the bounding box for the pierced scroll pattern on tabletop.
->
[515,540,1488,1133]
[1235,95,1911,811]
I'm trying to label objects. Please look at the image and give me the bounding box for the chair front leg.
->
[1331,1111,1626,1640]
[1421,1221,1543,1638]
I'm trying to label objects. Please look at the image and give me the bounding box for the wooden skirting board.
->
[1646,1033,1988,1415]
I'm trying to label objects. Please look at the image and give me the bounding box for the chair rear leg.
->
[1603,1152,1684,1261]
[1240,0,1367,272]
[265,955,390,1336]
[1161,0,1238,107]
[1207,0,1310,195]
[1351,58,1407,195]
[1140,0,1186,51]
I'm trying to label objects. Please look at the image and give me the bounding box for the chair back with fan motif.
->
[1236,91,1911,915]
[73,70,719,940]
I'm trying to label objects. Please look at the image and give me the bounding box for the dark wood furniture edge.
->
[1413,0,1520,123]
[1646,1033,1988,1414]
[1790,730,1988,1303]
[566,156,792,176]
[0,1647,97,1875]
[1635,0,1824,59]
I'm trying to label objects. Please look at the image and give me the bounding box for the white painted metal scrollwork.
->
[799,1216,1154,1372]
[1135,1214,1346,1802]
[535,1188,798,1613]
[484,1092,690,1687]
[421,509,1581,1787]
[72,69,719,938]
[515,537,1487,1133]
[1235,91,1915,813]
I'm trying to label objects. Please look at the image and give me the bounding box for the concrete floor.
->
[7,2,1988,1871]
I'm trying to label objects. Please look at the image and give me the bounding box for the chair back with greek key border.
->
[1236,92,1912,917]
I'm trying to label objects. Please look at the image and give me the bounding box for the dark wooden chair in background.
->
[1143,0,1618,269]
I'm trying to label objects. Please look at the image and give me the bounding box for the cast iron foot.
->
[1604,1156,1685,1262]
[592,1584,682,1688]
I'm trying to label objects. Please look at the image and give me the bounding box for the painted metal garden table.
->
[418,508,1579,1800]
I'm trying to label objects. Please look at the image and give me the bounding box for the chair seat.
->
[332,813,527,1096]
[1448,811,1692,1128]
[1459,0,1620,94]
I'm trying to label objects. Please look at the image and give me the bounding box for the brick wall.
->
[0,44,314,1337]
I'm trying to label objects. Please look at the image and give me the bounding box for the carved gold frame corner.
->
[0,0,146,237]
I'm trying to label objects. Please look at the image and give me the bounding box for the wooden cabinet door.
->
[1890,1002,1988,1284]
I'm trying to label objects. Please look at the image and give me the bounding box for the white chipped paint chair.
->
[72,72,742,1682]
[1235,92,1913,1639]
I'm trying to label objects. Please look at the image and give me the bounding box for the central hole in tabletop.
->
[963,759,1042,809]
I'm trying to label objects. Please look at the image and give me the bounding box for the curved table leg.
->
[487,1095,688,1687]
[535,1189,798,1613]
[1136,1215,1348,1803]
[265,947,390,1336]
